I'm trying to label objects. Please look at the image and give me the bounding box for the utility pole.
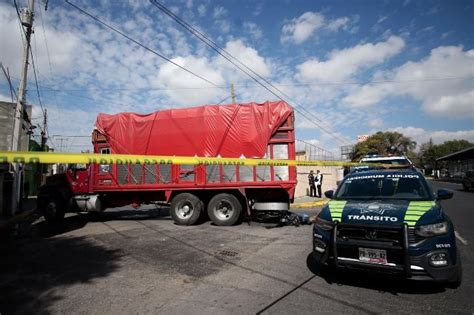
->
[11,0,35,215]
[230,83,236,103]
[41,109,47,150]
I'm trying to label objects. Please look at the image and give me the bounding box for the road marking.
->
[455,231,469,246]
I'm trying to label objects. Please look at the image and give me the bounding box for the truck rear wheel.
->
[207,193,242,226]
[170,193,203,225]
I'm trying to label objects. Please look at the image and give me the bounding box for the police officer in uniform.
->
[308,170,316,197]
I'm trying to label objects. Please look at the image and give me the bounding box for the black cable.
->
[64,0,219,88]
[149,0,351,145]
[1,64,18,101]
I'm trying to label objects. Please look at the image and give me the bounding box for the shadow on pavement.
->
[32,207,172,238]
[306,253,446,295]
[88,207,172,222]
[0,236,123,314]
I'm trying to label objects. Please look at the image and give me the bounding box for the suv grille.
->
[337,225,403,246]
[335,224,406,265]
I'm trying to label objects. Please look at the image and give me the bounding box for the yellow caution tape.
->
[0,151,382,167]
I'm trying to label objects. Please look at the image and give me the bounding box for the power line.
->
[29,44,45,112]
[37,3,54,78]
[1,63,18,101]
[64,0,219,88]
[149,0,351,145]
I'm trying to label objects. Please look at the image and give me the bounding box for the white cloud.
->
[281,12,325,44]
[213,6,227,19]
[243,22,263,40]
[216,39,271,78]
[296,36,405,82]
[326,17,350,32]
[369,119,383,128]
[377,16,388,24]
[197,4,206,16]
[253,3,263,16]
[153,56,225,105]
[343,83,392,108]
[387,127,474,145]
[0,93,13,102]
[0,3,80,76]
[215,19,231,33]
[428,91,474,117]
[281,12,357,44]
[343,46,474,118]
[151,39,271,106]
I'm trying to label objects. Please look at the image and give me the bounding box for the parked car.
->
[312,168,462,287]
[351,154,414,173]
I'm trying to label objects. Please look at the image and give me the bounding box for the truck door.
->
[95,146,114,186]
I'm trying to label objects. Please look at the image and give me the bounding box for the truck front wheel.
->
[41,196,66,223]
[170,193,203,225]
[207,193,242,226]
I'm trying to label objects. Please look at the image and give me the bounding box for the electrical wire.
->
[1,63,18,101]
[29,48,46,131]
[149,0,352,145]
[64,0,219,88]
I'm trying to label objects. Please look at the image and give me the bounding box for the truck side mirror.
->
[324,190,334,199]
[437,189,453,200]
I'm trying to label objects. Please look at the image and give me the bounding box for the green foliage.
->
[417,139,474,170]
[350,131,416,162]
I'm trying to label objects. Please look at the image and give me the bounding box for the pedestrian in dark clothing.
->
[316,170,323,198]
[308,170,316,197]
[343,166,350,177]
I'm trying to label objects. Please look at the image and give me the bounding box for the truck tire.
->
[207,193,242,226]
[41,196,66,223]
[170,193,203,225]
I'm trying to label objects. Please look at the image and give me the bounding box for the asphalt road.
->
[0,181,472,314]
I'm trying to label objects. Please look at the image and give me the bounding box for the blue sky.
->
[1,0,473,154]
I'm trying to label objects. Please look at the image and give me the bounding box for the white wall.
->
[295,166,343,197]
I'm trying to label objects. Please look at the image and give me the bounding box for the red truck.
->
[38,101,297,226]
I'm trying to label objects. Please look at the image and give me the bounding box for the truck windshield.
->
[336,174,432,200]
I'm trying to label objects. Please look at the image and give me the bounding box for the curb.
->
[291,199,328,209]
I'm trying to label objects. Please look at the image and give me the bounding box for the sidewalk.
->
[291,195,328,209]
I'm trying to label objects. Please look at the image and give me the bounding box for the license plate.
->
[359,248,388,264]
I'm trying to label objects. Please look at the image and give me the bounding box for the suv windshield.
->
[336,173,432,200]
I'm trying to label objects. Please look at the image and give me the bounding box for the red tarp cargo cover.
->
[95,101,293,158]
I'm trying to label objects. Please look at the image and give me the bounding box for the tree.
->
[417,138,436,171]
[350,131,416,161]
[417,139,474,170]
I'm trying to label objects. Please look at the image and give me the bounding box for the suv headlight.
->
[314,216,334,231]
[415,222,448,237]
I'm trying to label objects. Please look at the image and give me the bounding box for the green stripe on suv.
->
[404,201,435,226]
[328,200,347,222]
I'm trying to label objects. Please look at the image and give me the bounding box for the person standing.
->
[315,170,323,198]
[308,170,316,197]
